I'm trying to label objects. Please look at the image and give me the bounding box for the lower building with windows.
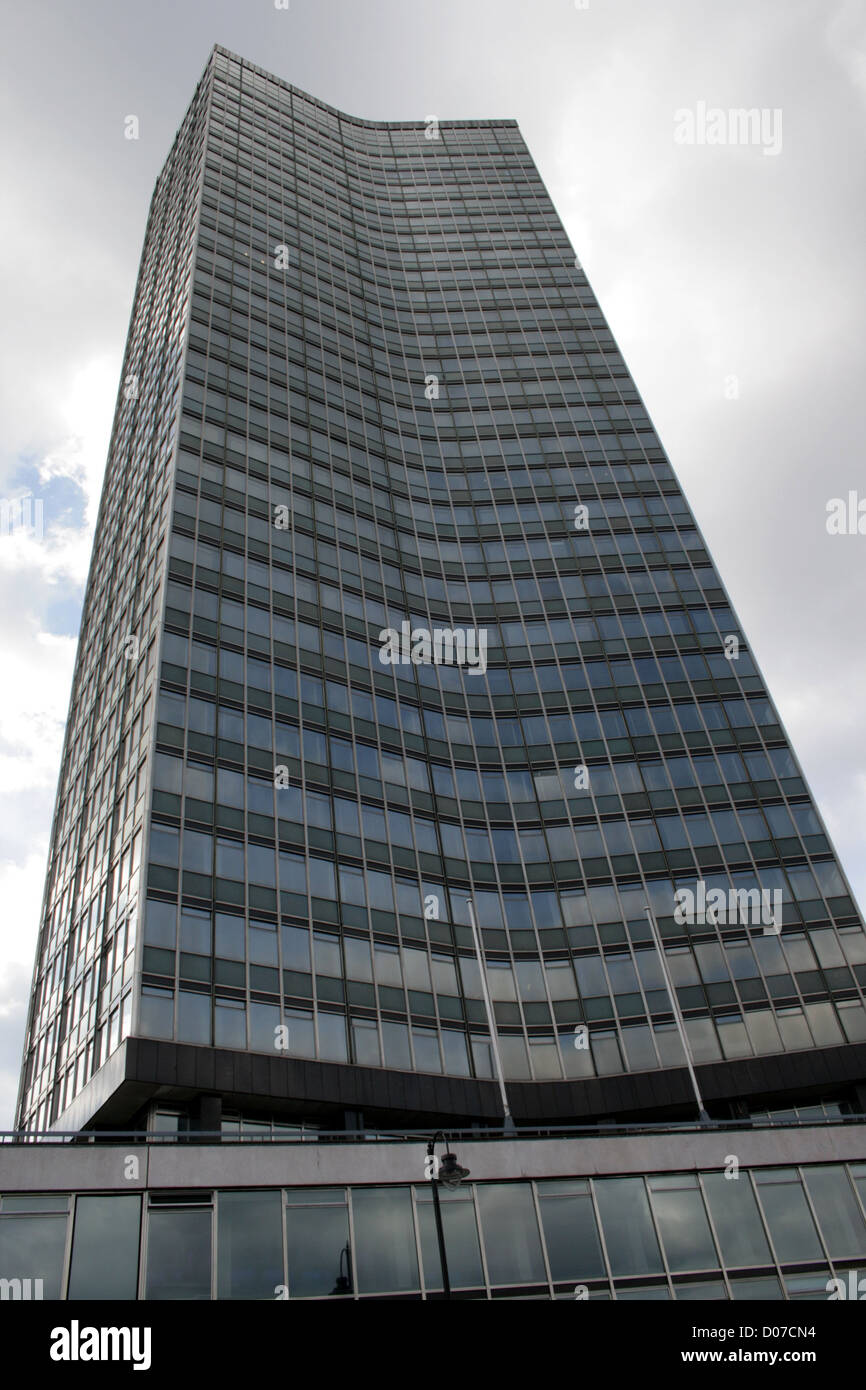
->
[1,1119,866,1301]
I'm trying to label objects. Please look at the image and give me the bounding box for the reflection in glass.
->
[802,1166,866,1259]
[218,1190,282,1299]
[593,1178,663,1277]
[649,1177,719,1273]
[352,1188,419,1294]
[0,1214,67,1299]
[285,1196,350,1298]
[68,1195,141,1299]
[145,1207,212,1299]
[754,1173,824,1263]
[416,1187,483,1291]
[476,1184,545,1284]
[702,1173,771,1268]
[537,1181,605,1281]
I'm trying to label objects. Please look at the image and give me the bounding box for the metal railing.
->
[1,1114,862,1147]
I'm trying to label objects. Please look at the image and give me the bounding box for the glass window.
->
[402,947,432,991]
[281,924,310,972]
[701,1171,771,1267]
[317,1011,347,1062]
[144,898,176,948]
[351,1018,381,1067]
[217,1191,283,1300]
[593,1178,663,1277]
[145,1207,212,1300]
[140,985,174,1039]
[416,1187,484,1291]
[412,1027,442,1073]
[802,1166,866,1259]
[180,907,211,955]
[648,1176,718,1273]
[177,990,211,1045]
[68,1195,140,1300]
[351,1188,419,1294]
[215,997,246,1049]
[476,1184,546,1285]
[285,1191,350,1299]
[754,1172,824,1263]
[537,1181,605,1282]
[0,1213,68,1299]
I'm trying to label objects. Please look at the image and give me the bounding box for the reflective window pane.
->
[351,1188,419,1294]
[0,1214,67,1299]
[648,1178,719,1273]
[730,1274,783,1299]
[145,1208,212,1300]
[416,1188,484,1291]
[702,1172,771,1267]
[802,1166,866,1259]
[68,1195,141,1300]
[476,1183,545,1285]
[285,1194,351,1299]
[537,1183,605,1281]
[593,1178,663,1277]
[754,1173,824,1263]
[217,1190,283,1300]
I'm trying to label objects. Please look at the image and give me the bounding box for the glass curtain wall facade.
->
[14,67,211,1134]
[3,1159,866,1301]
[15,45,866,1135]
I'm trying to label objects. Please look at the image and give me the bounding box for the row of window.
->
[3,1159,864,1298]
[137,979,866,1080]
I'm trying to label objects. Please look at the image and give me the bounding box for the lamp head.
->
[438,1151,470,1188]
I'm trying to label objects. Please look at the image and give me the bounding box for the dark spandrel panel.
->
[217,1190,282,1300]
[68,1195,141,1300]
[475,1183,546,1285]
[145,1208,212,1300]
[593,1177,663,1278]
[784,1271,833,1300]
[673,1279,728,1300]
[351,1187,419,1295]
[729,1275,783,1300]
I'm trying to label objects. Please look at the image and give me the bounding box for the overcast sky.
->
[1,0,864,1130]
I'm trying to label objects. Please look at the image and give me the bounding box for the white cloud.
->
[0,354,113,1127]
[0,860,48,1129]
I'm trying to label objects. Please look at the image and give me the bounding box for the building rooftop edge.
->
[208,42,521,133]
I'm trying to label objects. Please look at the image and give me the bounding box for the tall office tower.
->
[15,44,866,1142]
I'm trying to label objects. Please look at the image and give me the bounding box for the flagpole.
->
[644,906,710,1121]
[466,897,515,1132]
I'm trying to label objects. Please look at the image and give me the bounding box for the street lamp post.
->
[329,1242,352,1296]
[426,1131,470,1300]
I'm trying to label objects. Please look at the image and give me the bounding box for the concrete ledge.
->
[2,1123,865,1192]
